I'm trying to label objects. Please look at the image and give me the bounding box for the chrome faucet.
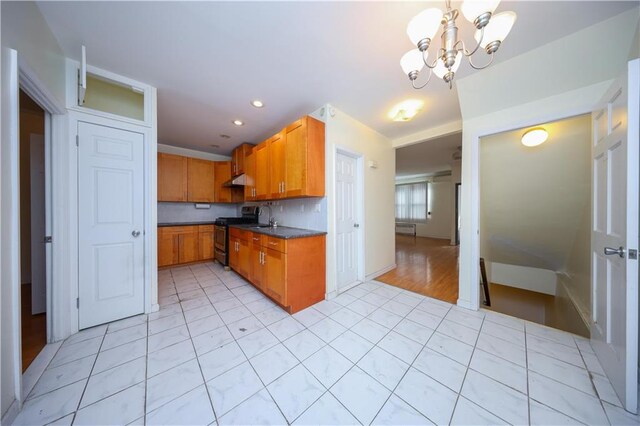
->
[260,204,277,227]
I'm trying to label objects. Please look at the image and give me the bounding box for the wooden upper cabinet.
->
[255,141,270,200]
[231,143,254,176]
[269,133,286,199]
[158,153,188,202]
[244,149,256,201]
[284,116,325,198]
[187,158,215,202]
[213,161,232,203]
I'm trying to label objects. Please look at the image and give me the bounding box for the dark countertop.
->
[229,224,327,240]
[158,221,217,227]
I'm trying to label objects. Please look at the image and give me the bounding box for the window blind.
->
[395,182,427,222]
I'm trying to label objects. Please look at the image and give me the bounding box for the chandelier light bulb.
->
[461,0,501,24]
[433,51,462,79]
[407,8,444,47]
[400,49,426,75]
[475,11,517,49]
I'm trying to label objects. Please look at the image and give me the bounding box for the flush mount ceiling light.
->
[400,0,516,89]
[219,134,231,139]
[251,100,264,108]
[388,99,424,122]
[521,128,548,147]
[232,120,244,126]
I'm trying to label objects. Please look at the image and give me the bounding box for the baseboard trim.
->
[366,264,396,282]
[557,277,591,331]
[456,298,475,310]
[2,397,19,426]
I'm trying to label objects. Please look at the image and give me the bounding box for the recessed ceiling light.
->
[521,128,548,147]
[388,99,424,122]
[219,134,231,139]
[251,100,264,108]
[232,120,244,126]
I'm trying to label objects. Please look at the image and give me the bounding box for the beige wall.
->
[83,74,144,121]
[320,105,396,295]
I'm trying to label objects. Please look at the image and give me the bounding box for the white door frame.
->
[458,80,614,310]
[334,146,365,294]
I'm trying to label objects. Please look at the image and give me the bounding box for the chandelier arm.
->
[459,27,485,57]
[467,50,495,70]
[422,49,439,70]
[411,67,434,89]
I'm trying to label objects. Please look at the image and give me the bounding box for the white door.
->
[591,59,639,413]
[78,122,145,329]
[30,134,46,314]
[336,152,359,290]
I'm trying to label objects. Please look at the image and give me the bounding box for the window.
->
[396,182,427,222]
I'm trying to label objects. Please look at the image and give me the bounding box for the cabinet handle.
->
[253,237,260,241]
[269,242,278,246]
[282,182,285,193]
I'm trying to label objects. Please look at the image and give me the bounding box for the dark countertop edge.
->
[228,224,327,240]
[158,221,217,227]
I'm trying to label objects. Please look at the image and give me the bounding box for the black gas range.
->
[214,206,260,267]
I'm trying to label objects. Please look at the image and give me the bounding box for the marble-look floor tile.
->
[146,358,204,413]
[312,300,344,316]
[482,310,525,331]
[475,332,526,367]
[267,364,326,423]
[219,306,253,325]
[450,396,508,426]
[184,305,217,323]
[192,325,235,356]
[357,346,409,391]
[526,334,584,368]
[237,327,279,358]
[218,389,287,425]
[74,382,145,425]
[80,357,146,408]
[308,317,347,343]
[146,385,216,426]
[28,355,94,399]
[437,319,479,345]
[250,343,300,384]
[207,361,264,416]
[50,336,103,368]
[13,381,86,426]
[101,323,147,351]
[292,306,326,327]
[329,330,375,363]
[93,338,146,375]
[333,292,359,307]
[107,314,148,334]
[255,305,290,326]
[469,348,527,394]
[592,373,622,407]
[147,339,196,378]
[368,309,404,329]
[377,331,423,364]
[303,345,353,388]
[405,309,442,330]
[380,299,414,317]
[350,318,390,344]
[415,300,450,317]
[526,322,578,348]
[393,318,434,345]
[227,315,265,339]
[283,330,326,361]
[527,349,594,395]
[147,324,190,353]
[426,332,474,366]
[372,394,433,425]
[62,325,107,346]
[346,299,378,317]
[481,320,525,347]
[413,347,466,393]
[445,308,484,331]
[199,341,247,381]
[268,316,306,342]
[330,308,364,329]
[148,313,185,336]
[528,371,609,425]
[394,367,458,425]
[602,401,640,426]
[461,370,528,425]
[529,399,582,425]
[187,314,226,337]
[293,391,359,425]
[330,366,391,425]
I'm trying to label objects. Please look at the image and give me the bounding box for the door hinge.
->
[76,298,79,309]
[629,249,638,260]
[44,236,52,243]
[76,135,79,146]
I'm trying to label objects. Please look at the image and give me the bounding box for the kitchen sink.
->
[250,225,272,229]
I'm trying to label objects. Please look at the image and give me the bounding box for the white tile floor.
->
[13,261,640,425]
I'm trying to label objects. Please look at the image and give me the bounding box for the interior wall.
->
[418,180,452,240]
[157,203,238,224]
[255,198,328,232]
[19,96,45,284]
[83,74,144,121]
[450,160,461,244]
[158,143,231,161]
[320,104,395,295]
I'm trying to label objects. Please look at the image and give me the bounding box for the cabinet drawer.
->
[265,236,286,253]
[250,233,265,246]
[198,225,214,232]
[161,225,198,234]
[229,227,250,240]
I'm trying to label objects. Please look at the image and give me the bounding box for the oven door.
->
[214,225,226,252]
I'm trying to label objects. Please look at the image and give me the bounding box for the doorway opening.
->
[19,89,47,371]
[376,133,461,304]
[479,114,591,337]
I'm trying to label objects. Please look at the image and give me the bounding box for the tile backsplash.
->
[157,202,238,223]
[253,198,327,232]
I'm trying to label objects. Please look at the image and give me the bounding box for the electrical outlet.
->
[300,203,305,213]
[314,202,321,213]
[280,205,284,212]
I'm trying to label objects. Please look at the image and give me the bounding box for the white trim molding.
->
[366,263,397,282]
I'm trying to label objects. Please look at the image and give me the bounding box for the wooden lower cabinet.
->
[158,225,214,267]
[230,229,325,313]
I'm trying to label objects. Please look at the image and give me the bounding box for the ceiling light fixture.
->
[251,100,264,108]
[219,134,231,139]
[210,144,220,148]
[388,99,424,122]
[521,128,548,147]
[401,0,516,89]
[232,120,244,126]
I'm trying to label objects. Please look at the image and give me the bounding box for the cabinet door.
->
[199,230,214,260]
[285,116,325,198]
[265,248,286,304]
[269,133,285,199]
[244,150,256,201]
[237,238,251,279]
[158,153,188,202]
[255,141,270,200]
[178,229,199,263]
[158,229,179,267]
[229,237,239,270]
[213,161,232,203]
[187,158,215,202]
[250,239,264,290]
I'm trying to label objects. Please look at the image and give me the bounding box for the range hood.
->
[223,174,246,187]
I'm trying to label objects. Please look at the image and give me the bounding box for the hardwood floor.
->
[21,284,47,372]
[376,235,459,304]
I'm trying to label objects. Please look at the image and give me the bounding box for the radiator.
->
[395,222,416,236]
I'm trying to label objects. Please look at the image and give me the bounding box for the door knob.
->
[604,246,625,258]
[132,230,141,237]
[354,223,360,228]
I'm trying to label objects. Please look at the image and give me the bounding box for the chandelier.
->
[400,0,516,89]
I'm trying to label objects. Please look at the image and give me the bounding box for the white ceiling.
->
[37,1,636,155]
[396,132,461,178]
